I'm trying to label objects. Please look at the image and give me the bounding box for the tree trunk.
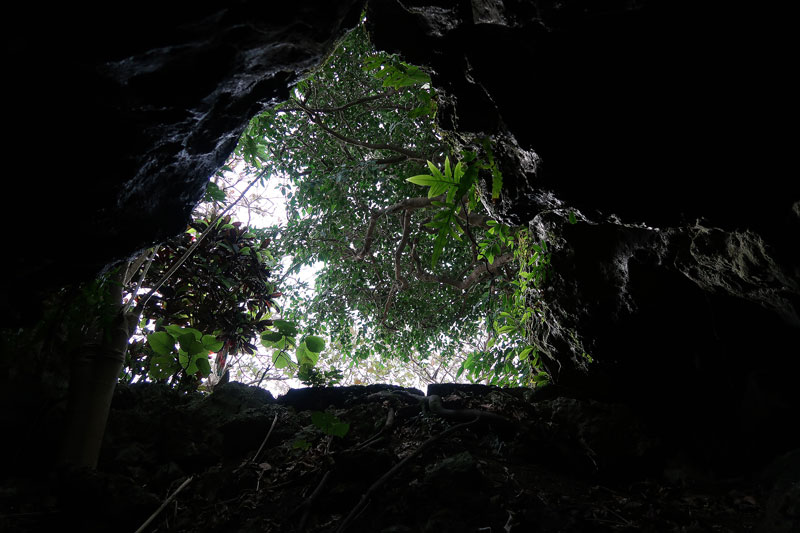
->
[59,296,138,469]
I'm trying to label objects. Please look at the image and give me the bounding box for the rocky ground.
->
[3,382,796,532]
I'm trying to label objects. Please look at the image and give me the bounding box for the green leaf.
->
[568,211,578,225]
[196,356,212,376]
[454,160,464,180]
[533,373,550,385]
[427,160,443,178]
[201,335,224,352]
[292,439,311,451]
[169,326,202,341]
[491,168,503,200]
[149,354,178,380]
[311,411,350,438]
[273,351,293,369]
[261,331,284,343]
[431,228,448,268]
[178,334,205,356]
[519,346,534,361]
[406,173,454,199]
[203,181,227,203]
[147,331,175,356]
[184,353,200,375]
[406,175,437,186]
[305,335,326,353]
[296,342,320,367]
[272,319,299,336]
[163,325,183,338]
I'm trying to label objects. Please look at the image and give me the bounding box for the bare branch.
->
[381,209,414,323]
[293,98,429,162]
[278,89,396,114]
[354,195,445,260]
[394,210,412,290]
[410,239,513,291]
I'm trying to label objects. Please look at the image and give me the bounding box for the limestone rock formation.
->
[366,0,800,467]
[3,1,365,323]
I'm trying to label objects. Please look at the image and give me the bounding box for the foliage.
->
[120,215,285,388]
[311,411,350,438]
[260,318,328,378]
[131,325,221,388]
[405,148,504,268]
[407,156,479,267]
[457,226,551,386]
[234,24,506,371]
[297,366,344,387]
[139,215,280,356]
[119,22,556,390]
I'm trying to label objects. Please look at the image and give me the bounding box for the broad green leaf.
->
[163,325,184,338]
[202,335,224,352]
[296,342,320,367]
[270,337,295,351]
[311,411,350,437]
[273,351,292,369]
[185,354,200,375]
[196,356,211,376]
[147,331,175,357]
[272,319,299,336]
[149,354,177,380]
[305,335,326,353]
[178,334,205,356]
[174,327,202,341]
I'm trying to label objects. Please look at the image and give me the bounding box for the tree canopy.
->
[117,23,552,392]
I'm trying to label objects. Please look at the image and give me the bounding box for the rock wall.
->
[2,1,364,324]
[366,0,800,464]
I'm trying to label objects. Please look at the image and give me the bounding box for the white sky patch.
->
[210,165,324,396]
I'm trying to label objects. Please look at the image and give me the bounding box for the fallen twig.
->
[134,475,194,533]
[252,413,280,463]
[297,470,332,532]
[356,408,395,450]
[336,416,480,533]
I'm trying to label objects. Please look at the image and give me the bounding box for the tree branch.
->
[394,210,412,290]
[410,239,513,291]
[381,209,413,324]
[354,195,445,260]
[293,98,429,162]
[278,89,396,114]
